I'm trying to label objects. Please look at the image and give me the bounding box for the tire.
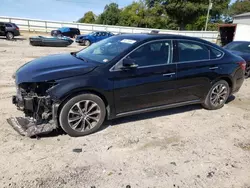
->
[85,40,91,46]
[245,68,250,79]
[59,93,106,137]
[202,80,230,110]
[6,32,14,40]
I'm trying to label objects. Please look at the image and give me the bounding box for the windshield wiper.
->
[70,52,88,62]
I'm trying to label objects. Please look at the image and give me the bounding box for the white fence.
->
[0,16,218,42]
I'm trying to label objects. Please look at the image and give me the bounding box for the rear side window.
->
[5,23,12,27]
[209,47,223,59]
[177,41,209,62]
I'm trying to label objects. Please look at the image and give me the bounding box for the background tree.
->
[119,2,146,27]
[78,11,96,23]
[228,0,250,16]
[95,3,121,25]
[77,0,231,31]
[145,0,229,30]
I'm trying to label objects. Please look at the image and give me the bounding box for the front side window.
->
[76,36,139,63]
[95,32,101,36]
[101,32,107,36]
[177,41,209,62]
[127,41,171,67]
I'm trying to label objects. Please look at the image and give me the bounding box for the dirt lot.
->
[0,37,250,188]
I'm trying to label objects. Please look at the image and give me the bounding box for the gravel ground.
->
[0,37,250,188]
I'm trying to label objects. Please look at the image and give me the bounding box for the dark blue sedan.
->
[75,31,113,46]
[224,41,250,78]
[10,34,245,137]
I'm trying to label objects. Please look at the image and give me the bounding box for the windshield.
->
[76,36,138,63]
[224,42,250,53]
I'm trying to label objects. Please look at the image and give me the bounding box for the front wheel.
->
[84,40,91,46]
[202,80,230,110]
[59,93,106,137]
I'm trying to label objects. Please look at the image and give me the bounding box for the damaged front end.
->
[7,82,59,137]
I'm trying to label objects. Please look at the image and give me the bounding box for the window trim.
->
[174,39,224,64]
[110,39,173,72]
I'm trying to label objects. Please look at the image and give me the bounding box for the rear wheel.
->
[6,32,14,40]
[202,80,230,110]
[59,93,106,137]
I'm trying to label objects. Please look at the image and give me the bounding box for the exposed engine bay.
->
[7,82,59,137]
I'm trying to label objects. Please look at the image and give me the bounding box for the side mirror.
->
[122,58,138,69]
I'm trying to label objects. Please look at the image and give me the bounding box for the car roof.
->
[1,22,15,25]
[60,27,78,29]
[116,33,211,44]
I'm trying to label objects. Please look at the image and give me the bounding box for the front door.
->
[112,40,177,114]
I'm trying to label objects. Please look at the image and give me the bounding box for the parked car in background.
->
[75,31,114,46]
[29,36,73,47]
[0,22,20,40]
[10,34,245,137]
[224,41,250,78]
[51,27,80,38]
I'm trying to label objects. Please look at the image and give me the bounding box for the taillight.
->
[238,61,246,70]
[16,27,19,30]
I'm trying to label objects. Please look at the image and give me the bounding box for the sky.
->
[0,0,237,22]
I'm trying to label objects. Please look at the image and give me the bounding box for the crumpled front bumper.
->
[7,117,56,137]
[8,94,59,137]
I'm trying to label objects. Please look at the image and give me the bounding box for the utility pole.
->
[205,0,213,31]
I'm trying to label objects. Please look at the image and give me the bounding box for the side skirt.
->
[116,100,201,118]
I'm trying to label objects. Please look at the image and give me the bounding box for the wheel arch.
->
[212,76,233,93]
[6,31,14,38]
[56,88,111,123]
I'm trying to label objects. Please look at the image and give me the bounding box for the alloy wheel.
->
[67,100,101,132]
[210,84,228,106]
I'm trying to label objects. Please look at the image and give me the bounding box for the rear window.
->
[209,47,223,59]
[12,23,18,28]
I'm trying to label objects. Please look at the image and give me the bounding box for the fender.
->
[47,73,116,119]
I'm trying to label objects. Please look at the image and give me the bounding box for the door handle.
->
[163,72,175,77]
[209,66,219,70]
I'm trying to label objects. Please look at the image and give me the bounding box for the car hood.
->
[15,53,99,85]
[227,50,250,61]
[76,35,88,39]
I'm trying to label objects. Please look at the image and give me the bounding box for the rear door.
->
[174,40,224,103]
[112,40,177,114]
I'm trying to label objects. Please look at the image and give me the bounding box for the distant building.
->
[233,12,250,25]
